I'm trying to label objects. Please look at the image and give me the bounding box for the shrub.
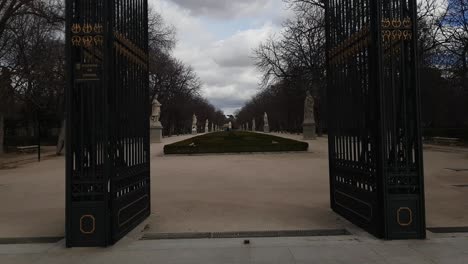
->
[164,131,309,154]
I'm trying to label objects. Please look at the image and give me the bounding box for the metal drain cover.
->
[427,227,468,233]
[0,237,63,244]
[142,229,351,240]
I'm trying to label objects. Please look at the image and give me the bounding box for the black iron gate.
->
[65,0,150,247]
[325,0,426,239]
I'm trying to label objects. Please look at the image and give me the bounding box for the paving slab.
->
[1,234,468,264]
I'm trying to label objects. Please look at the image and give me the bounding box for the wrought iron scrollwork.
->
[381,17,412,43]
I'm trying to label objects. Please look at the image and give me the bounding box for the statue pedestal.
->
[192,126,197,135]
[264,125,270,133]
[151,125,163,143]
[303,122,317,140]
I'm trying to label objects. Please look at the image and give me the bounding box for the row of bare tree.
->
[0,1,225,153]
[147,13,226,136]
[147,14,226,136]
[237,0,468,135]
[0,0,64,153]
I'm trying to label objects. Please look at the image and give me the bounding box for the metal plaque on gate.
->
[74,64,101,82]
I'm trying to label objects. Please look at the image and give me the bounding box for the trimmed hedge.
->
[164,131,309,154]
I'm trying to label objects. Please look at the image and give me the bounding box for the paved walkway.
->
[148,134,342,234]
[1,232,468,263]
[0,133,467,238]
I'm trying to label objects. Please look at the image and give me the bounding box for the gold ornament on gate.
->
[383,30,391,42]
[83,36,93,47]
[392,18,402,28]
[403,30,412,40]
[94,35,104,46]
[71,36,81,46]
[83,23,93,34]
[94,24,103,34]
[382,18,391,29]
[71,24,81,34]
[392,30,402,41]
[403,17,412,28]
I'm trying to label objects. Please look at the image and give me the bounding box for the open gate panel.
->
[65,0,150,247]
[325,0,426,239]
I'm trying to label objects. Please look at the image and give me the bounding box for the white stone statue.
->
[252,118,256,131]
[304,91,315,124]
[303,91,317,140]
[150,97,162,127]
[150,97,163,143]
[263,112,270,133]
[205,119,209,133]
[192,114,198,134]
[228,121,232,130]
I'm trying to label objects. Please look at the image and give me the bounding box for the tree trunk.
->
[462,47,467,90]
[0,113,4,154]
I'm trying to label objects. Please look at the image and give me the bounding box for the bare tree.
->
[146,9,224,136]
[439,0,468,86]
[0,0,64,153]
[4,11,64,112]
[254,2,325,133]
[0,0,63,60]
[284,0,325,10]
[0,66,14,154]
[148,8,176,54]
[417,0,447,66]
[0,1,33,39]
[437,0,468,128]
[0,0,35,153]
[251,0,468,135]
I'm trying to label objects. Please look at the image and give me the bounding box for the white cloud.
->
[149,0,289,115]
[164,0,282,20]
[211,28,273,68]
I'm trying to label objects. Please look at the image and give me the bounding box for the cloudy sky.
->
[148,0,293,115]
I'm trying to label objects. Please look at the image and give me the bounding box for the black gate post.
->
[325,0,426,239]
[65,0,150,247]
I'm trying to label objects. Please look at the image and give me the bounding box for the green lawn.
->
[164,131,309,154]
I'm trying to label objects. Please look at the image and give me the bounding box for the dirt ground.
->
[0,134,467,238]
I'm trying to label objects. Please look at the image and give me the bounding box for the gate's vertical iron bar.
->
[144,0,151,214]
[65,0,72,248]
[409,0,426,238]
[325,0,334,213]
[370,0,385,237]
[103,0,111,246]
